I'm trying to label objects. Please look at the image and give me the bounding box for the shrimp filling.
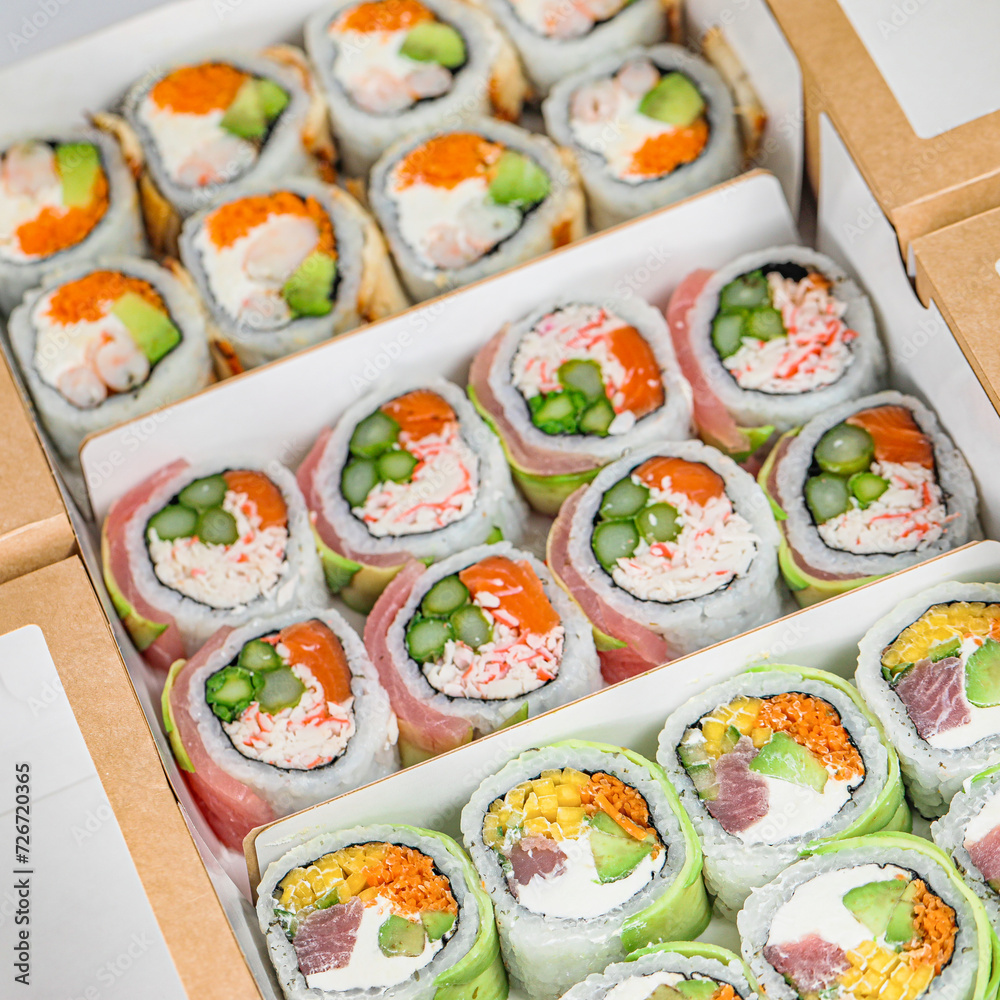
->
[569,60,710,183]
[31,269,181,408]
[0,140,109,262]
[328,0,465,115]
[509,0,630,39]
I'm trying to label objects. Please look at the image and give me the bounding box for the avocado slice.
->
[966,638,1000,708]
[378,914,426,957]
[220,77,266,139]
[112,290,181,364]
[400,22,466,69]
[647,986,686,1000]
[590,828,655,883]
[283,251,337,317]
[747,731,828,793]
[421,910,455,942]
[101,524,169,651]
[162,658,195,773]
[677,980,723,1000]
[930,637,961,662]
[885,880,919,945]
[638,72,706,127]
[55,142,101,207]
[591,811,636,839]
[256,78,289,120]
[488,151,550,208]
[843,879,913,939]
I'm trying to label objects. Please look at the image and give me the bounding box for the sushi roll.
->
[666,247,885,458]
[163,610,397,852]
[305,0,528,176]
[101,458,326,671]
[7,257,211,467]
[759,391,980,608]
[257,823,506,1000]
[547,440,785,684]
[368,118,586,301]
[475,0,674,97]
[108,47,335,255]
[178,177,407,374]
[459,740,710,1000]
[297,379,527,613]
[467,294,694,515]
[543,45,741,230]
[0,131,144,313]
[656,665,908,917]
[738,833,998,1000]
[364,542,600,764]
[856,583,1000,818]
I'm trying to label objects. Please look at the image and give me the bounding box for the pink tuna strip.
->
[293,897,365,976]
[764,935,848,992]
[507,836,567,890]
[967,825,1000,886]
[704,736,768,834]
[893,656,972,741]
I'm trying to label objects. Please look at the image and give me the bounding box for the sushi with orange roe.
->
[306,0,527,176]
[7,256,210,468]
[0,131,143,313]
[368,118,585,300]
[178,178,407,374]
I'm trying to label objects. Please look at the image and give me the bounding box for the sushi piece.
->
[101,458,326,671]
[666,247,885,459]
[558,941,760,1000]
[467,294,694,515]
[305,0,527,176]
[178,178,407,375]
[298,379,527,612]
[460,740,710,1000]
[856,582,1000,818]
[364,542,600,765]
[543,45,741,230]
[163,609,397,851]
[368,118,586,301]
[738,832,998,1000]
[475,0,676,97]
[657,665,909,917]
[547,440,786,684]
[0,131,144,313]
[759,391,980,608]
[257,823,506,1000]
[105,48,335,256]
[7,257,211,467]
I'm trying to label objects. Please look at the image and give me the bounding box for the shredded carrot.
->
[149,62,249,114]
[204,191,335,252]
[46,269,164,325]
[360,843,458,915]
[627,118,709,179]
[711,985,737,1000]
[756,693,864,781]
[16,170,108,257]
[905,878,956,973]
[393,133,502,190]
[333,0,433,32]
[581,772,656,841]
[380,389,455,440]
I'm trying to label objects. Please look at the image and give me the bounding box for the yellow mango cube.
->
[563,768,590,786]
[345,872,368,896]
[532,779,556,798]
[524,793,541,819]
[540,769,561,780]
[556,784,581,807]
[751,727,773,748]
[523,816,549,837]
[538,794,559,821]
[505,786,527,810]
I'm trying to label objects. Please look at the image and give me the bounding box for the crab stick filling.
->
[605,974,737,1000]
[329,0,465,115]
[31,269,181,409]
[406,555,565,699]
[510,0,629,38]
[276,842,459,991]
[880,602,1000,751]
[570,60,710,183]
[387,133,549,270]
[592,457,758,603]
[207,620,356,769]
[342,390,478,537]
[763,864,956,1000]
[194,191,339,327]
[483,769,665,918]
[805,406,949,556]
[678,693,865,845]
[146,470,289,609]
[510,304,665,438]
[139,62,290,189]
[0,140,109,263]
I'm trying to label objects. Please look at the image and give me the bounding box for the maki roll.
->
[8,257,211,467]
[101,458,326,670]
[738,833,998,1000]
[305,0,527,176]
[178,178,407,374]
[656,665,908,917]
[666,247,884,458]
[257,824,506,1000]
[0,131,143,313]
[298,379,527,612]
[547,440,785,684]
[856,583,1000,818]
[163,609,397,851]
[369,119,585,301]
[468,294,694,514]
[459,740,710,1000]
[364,542,600,764]
[543,45,741,230]
[759,392,979,608]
